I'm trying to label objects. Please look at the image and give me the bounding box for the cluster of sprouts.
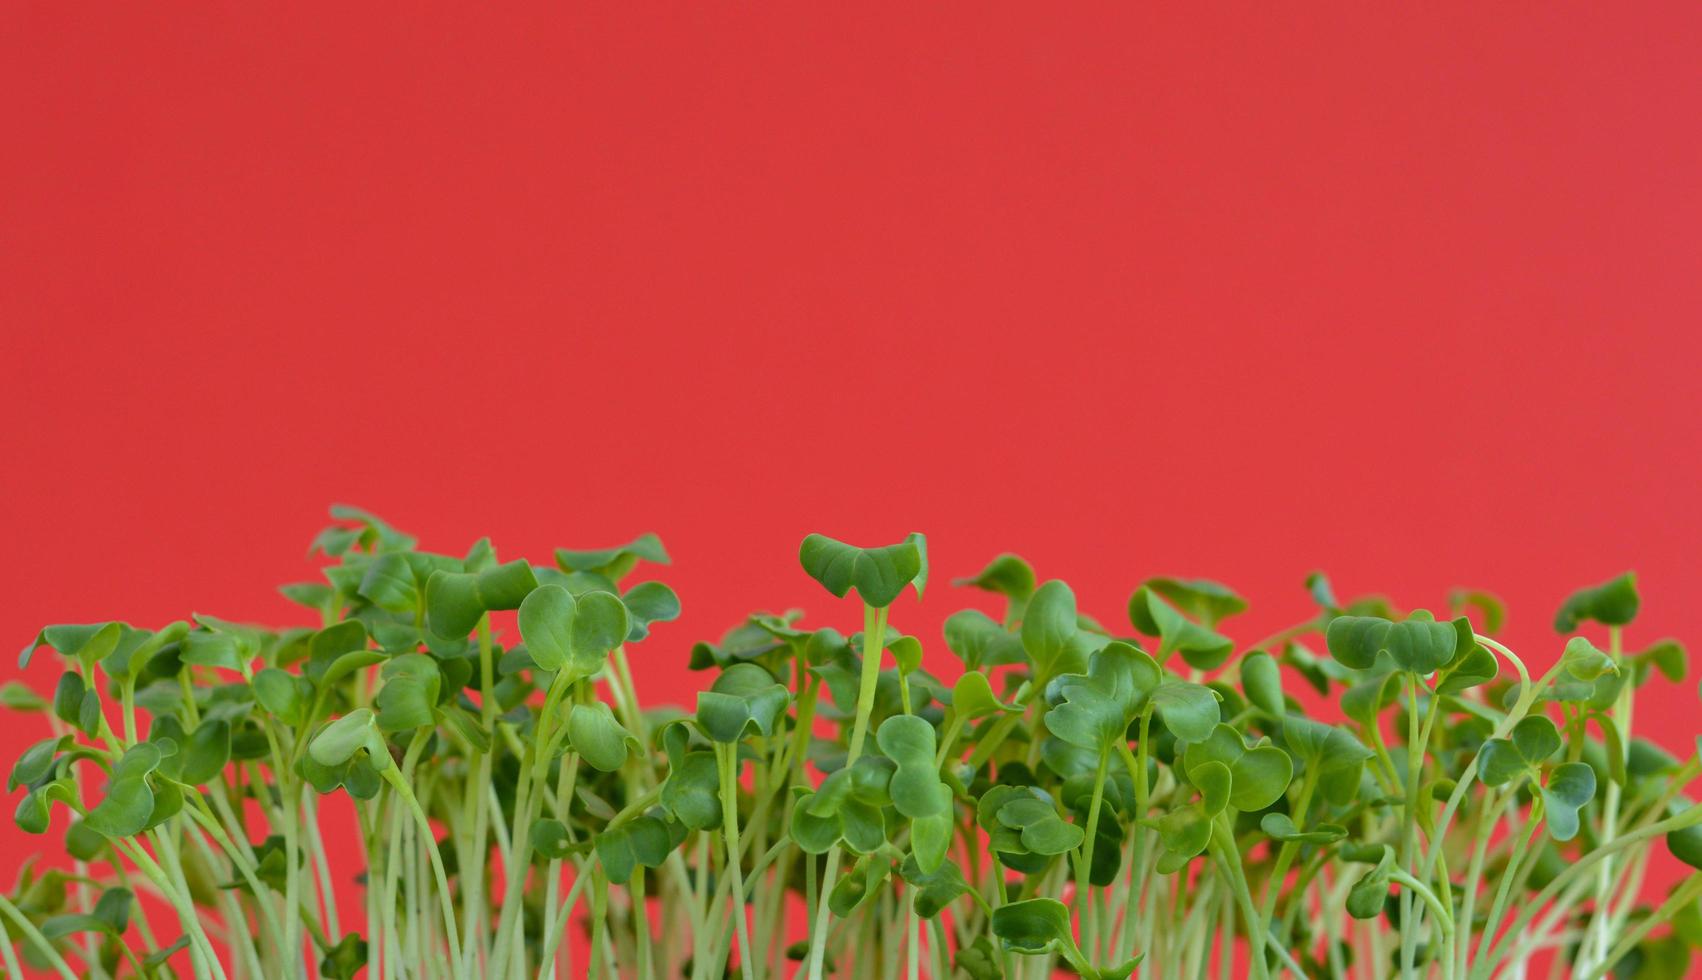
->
[4,506,1700,979]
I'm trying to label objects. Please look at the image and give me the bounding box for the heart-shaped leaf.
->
[1477,715,1563,787]
[695,663,790,743]
[799,533,924,608]
[1045,641,1161,752]
[425,560,540,638]
[594,815,674,884]
[1326,615,1459,675]
[1183,724,1294,812]
[1554,572,1639,632]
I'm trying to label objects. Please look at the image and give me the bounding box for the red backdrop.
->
[3,0,1700,951]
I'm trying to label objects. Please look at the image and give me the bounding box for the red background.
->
[3,0,1700,950]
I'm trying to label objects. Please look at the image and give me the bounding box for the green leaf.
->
[0,681,47,712]
[1143,803,1211,871]
[661,752,721,831]
[899,854,971,918]
[1182,724,1294,812]
[84,776,154,839]
[943,610,1027,670]
[316,650,385,690]
[182,620,256,673]
[357,552,421,614]
[1149,680,1222,744]
[40,887,131,939]
[1512,715,1562,764]
[20,623,123,671]
[1023,580,1080,679]
[252,668,310,726]
[594,815,674,884]
[1280,716,1373,807]
[374,655,442,734]
[889,635,924,676]
[695,663,789,743]
[956,936,1004,980]
[567,702,635,772]
[954,554,1036,607]
[179,720,231,785]
[530,818,575,859]
[1128,589,1233,670]
[1046,641,1160,751]
[1478,716,1563,787]
[1305,571,1342,613]
[951,671,1018,721]
[519,584,577,672]
[1559,636,1618,682]
[829,852,891,917]
[621,581,682,642]
[1193,761,1231,816]
[1140,577,1248,627]
[1346,845,1394,920]
[318,933,369,980]
[571,591,631,665]
[1632,638,1687,685]
[10,736,68,791]
[991,897,1074,954]
[1554,572,1639,632]
[878,714,953,871]
[1541,762,1596,841]
[310,709,386,768]
[798,533,924,608]
[1260,813,1347,844]
[555,533,671,581]
[280,582,335,611]
[1241,650,1284,717]
[51,672,85,728]
[996,796,1083,855]
[425,560,540,638]
[1325,615,1458,675]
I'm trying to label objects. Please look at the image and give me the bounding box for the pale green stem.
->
[717,742,758,980]
[1577,873,1702,980]
[803,602,888,980]
[382,768,464,976]
[0,893,81,980]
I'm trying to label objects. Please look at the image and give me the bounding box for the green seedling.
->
[2,514,1699,980]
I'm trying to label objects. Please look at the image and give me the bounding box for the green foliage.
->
[3,510,1696,980]
[1554,572,1640,632]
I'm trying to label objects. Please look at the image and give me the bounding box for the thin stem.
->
[804,602,888,980]
[382,767,464,976]
[716,742,758,980]
[0,893,80,980]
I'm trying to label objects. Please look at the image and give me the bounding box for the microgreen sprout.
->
[5,511,1701,979]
